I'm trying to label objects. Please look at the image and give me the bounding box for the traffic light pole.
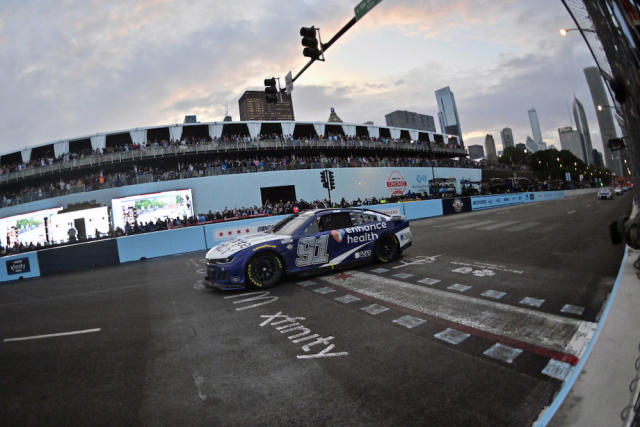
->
[292,17,357,83]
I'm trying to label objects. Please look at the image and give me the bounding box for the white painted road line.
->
[477,220,519,231]
[314,287,335,295]
[393,315,426,329]
[297,280,317,287]
[392,273,413,279]
[321,271,596,357]
[335,295,360,304]
[361,304,390,315]
[567,210,576,215]
[454,220,496,230]
[481,290,507,300]
[434,328,470,345]
[417,277,441,286]
[483,343,523,364]
[504,222,540,232]
[370,268,389,274]
[520,297,545,308]
[4,328,101,342]
[447,283,471,293]
[541,359,572,381]
[560,304,585,316]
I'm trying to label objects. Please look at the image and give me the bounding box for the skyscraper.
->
[500,127,514,149]
[484,134,497,162]
[572,97,593,165]
[238,90,295,121]
[583,66,622,175]
[467,144,484,160]
[385,110,436,132]
[558,127,585,162]
[435,86,463,145]
[525,136,539,153]
[592,149,604,168]
[528,109,543,148]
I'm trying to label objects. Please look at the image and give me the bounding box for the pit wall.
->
[0,189,594,282]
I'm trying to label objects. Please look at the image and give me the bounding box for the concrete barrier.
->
[117,227,207,263]
[403,200,443,220]
[38,239,120,275]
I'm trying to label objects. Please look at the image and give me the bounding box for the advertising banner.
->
[442,197,472,215]
[470,193,530,210]
[6,257,30,275]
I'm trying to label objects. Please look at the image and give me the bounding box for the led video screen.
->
[111,189,194,230]
[0,207,62,248]
[49,206,111,244]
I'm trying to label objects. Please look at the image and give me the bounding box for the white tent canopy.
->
[90,135,106,152]
[169,125,182,142]
[246,122,261,140]
[389,128,401,140]
[208,123,223,140]
[281,121,295,137]
[54,141,69,159]
[20,149,31,164]
[313,123,325,137]
[130,129,147,146]
[409,130,419,141]
[367,126,380,139]
[341,124,356,137]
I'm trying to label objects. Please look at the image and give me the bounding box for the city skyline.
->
[0,1,608,157]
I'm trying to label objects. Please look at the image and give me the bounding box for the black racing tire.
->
[246,253,283,289]
[375,233,400,263]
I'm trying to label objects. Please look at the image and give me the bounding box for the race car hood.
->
[206,232,291,259]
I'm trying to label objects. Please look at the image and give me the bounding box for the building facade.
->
[467,144,484,160]
[583,67,622,175]
[484,134,497,162]
[238,91,295,121]
[528,109,543,148]
[525,136,539,153]
[384,110,436,132]
[435,86,463,144]
[572,97,593,165]
[592,149,604,168]
[500,127,514,149]
[558,127,585,162]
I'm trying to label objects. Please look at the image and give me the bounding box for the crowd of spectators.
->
[0,132,464,177]
[0,154,478,208]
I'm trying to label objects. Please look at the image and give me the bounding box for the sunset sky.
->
[0,0,607,155]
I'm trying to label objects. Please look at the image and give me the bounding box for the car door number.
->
[295,235,330,267]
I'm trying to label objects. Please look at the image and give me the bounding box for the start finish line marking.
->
[3,328,101,342]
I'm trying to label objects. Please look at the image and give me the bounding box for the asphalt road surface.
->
[0,191,630,426]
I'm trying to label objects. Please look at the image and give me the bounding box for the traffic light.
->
[328,170,335,190]
[300,26,321,59]
[264,77,278,104]
[320,170,328,189]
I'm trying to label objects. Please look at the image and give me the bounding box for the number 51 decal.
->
[295,235,330,267]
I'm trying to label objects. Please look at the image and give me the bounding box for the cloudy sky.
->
[0,0,608,155]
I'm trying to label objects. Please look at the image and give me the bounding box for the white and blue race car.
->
[204,208,412,290]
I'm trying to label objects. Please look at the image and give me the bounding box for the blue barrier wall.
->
[204,215,286,248]
[117,227,207,262]
[471,193,533,210]
[0,252,40,282]
[403,200,444,220]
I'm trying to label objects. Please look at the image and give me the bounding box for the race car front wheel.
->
[375,234,400,263]
[246,253,283,289]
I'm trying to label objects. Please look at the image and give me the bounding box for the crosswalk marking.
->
[504,222,539,232]
[454,220,496,230]
[477,220,520,230]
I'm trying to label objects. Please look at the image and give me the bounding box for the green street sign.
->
[354,0,382,21]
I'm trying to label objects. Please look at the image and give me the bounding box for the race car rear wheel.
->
[246,253,283,289]
[375,233,400,263]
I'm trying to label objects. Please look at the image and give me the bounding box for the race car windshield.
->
[268,214,311,235]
